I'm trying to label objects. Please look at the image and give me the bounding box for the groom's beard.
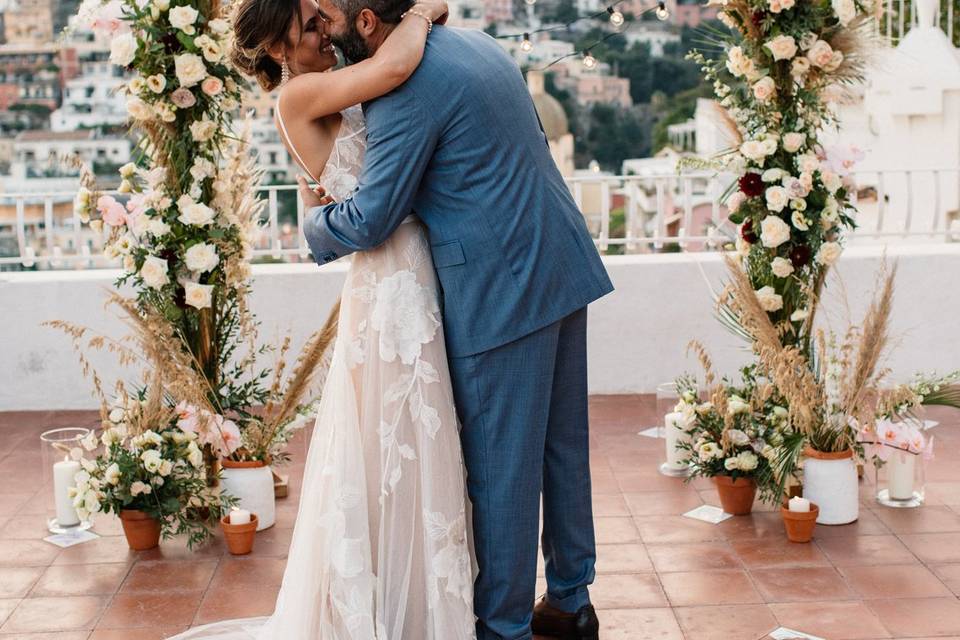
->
[331,26,371,63]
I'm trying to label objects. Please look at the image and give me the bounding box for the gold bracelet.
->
[401,7,433,32]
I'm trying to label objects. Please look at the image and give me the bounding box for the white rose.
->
[764,35,797,62]
[178,201,216,226]
[174,53,206,88]
[817,241,842,266]
[755,286,784,312]
[148,218,171,237]
[821,170,842,194]
[140,255,170,289]
[752,76,776,103]
[783,176,810,199]
[791,210,810,231]
[208,18,230,36]
[740,140,771,163]
[736,451,759,471]
[771,257,794,278]
[762,168,785,183]
[724,457,740,471]
[699,442,723,461]
[168,5,198,34]
[760,216,791,247]
[765,186,789,212]
[184,282,214,309]
[832,0,857,25]
[807,40,835,68]
[184,242,220,273]
[797,153,820,173]
[126,96,153,121]
[782,132,805,153]
[727,397,750,415]
[110,33,137,67]
[190,119,217,142]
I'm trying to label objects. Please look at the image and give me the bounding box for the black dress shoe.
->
[531,595,599,640]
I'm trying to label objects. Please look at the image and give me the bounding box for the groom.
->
[300,2,614,638]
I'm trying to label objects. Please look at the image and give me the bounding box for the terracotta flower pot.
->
[119,509,161,550]
[221,513,258,555]
[714,475,757,515]
[781,502,820,543]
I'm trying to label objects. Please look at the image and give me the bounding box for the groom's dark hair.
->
[332,0,413,25]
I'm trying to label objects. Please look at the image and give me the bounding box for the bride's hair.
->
[231,0,305,91]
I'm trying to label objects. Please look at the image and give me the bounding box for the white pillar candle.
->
[664,412,689,470]
[788,496,810,512]
[229,507,252,525]
[53,459,81,527]
[887,452,916,500]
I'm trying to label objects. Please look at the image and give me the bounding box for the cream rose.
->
[760,215,791,248]
[195,35,223,63]
[752,76,776,103]
[771,257,794,278]
[762,168,784,183]
[140,255,170,289]
[201,76,223,96]
[821,170,842,194]
[110,33,137,67]
[807,40,835,68]
[765,186,789,212]
[169,5,198,34]
[184,282,214,309]
[126,96,153,121]
[797,153,820,173]
[148,218,170,237]
[782,132,805,153]
[817,241,843,265]
[174,52,206,88]
[755,286,784,312]
[178,201,216,226]
[184,242,220,273]
[764,35,797,62]
[190,119,217,142]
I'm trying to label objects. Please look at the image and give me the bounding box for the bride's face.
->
[284,0,338,75]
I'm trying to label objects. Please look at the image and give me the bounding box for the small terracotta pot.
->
[714,475,757,515]
[781,502,820,543]
[119,509,161,550]
[221,513,258,555]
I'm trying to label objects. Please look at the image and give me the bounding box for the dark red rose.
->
[739,172,764,198]
[789,244,812,268]
[161,33,182,53]
[741,218,759,244]
[752,10,765,28]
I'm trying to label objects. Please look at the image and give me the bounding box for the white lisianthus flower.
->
[126,96,153,121]
[727,428,751,445]
[156,0,170,10]
[178,201,216,226]
[101,428,122,446]
[187,441,204,468]
[764,35,797,61]
[760,215,791,248]
[740,140,771,163]
[724,456,740,471]
[698,442,723,461]
[790,198,807,212]
[194,35,223,63]
[782,132,805,153]
[821,197,841,226]
[208,18,230,36]
[791,308,810,322]
[762,168,784,183]
[755,286,784,312]
[752,76,776,103]
[184,282,214,309]
[184,242,220,273]
[141,430,163,447]
[791,210,810,231]
[158,459,174,477]
[771,257,794,278]
[140,255,170,289]
[817,241,842,266]
[110,33,137,67]
[119,162,137,179]
[190,118,217,142]
[105,462,122,485]
[169,5,198,34]
[832,0,857,25]
[765,186,789,212]
[174,52,206,87]
[807,40,835,68]
[141,449,163,473]
[130,480,152,496]
[146,74,166,93]
[821,170,842,194]
[735,451,759,471]
[791,57,811,80]
[799,32,818,50]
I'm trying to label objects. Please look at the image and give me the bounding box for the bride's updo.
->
[230,0,304,91]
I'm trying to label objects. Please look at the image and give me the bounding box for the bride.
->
[166,0,475,638]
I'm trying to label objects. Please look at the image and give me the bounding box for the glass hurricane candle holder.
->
[875,449,925,508]
[40,427,94,533]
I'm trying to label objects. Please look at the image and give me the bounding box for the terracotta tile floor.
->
[1,397,958,639]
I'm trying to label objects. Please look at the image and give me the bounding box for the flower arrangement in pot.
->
[676,358,803,515]
[69,392,237,550]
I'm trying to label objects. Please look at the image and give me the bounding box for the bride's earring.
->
[281,55,291,85]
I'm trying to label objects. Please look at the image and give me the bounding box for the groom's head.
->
[317,0,412,62]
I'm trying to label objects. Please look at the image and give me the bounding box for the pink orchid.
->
[822,143,866,177]
[175,401,200,434]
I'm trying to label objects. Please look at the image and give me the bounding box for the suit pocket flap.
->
[431,240,465,268]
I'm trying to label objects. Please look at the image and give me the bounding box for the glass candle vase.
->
[40,427,94,533]
[876,449,925,508]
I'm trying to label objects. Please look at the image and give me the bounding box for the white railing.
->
[1,168,959,269]
[877,0,959,46]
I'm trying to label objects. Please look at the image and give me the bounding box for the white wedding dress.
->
[167,104,476,640]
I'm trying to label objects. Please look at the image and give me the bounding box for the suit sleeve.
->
[303,88,439,264]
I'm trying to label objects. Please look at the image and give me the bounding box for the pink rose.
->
[806,40,835,68]
[201,77,223,96]
[170,87,196,108]
[97,195,127,226]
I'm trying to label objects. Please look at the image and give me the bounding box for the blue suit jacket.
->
[304,26,614,358]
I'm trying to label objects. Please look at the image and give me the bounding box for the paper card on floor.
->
[638,426,664,439]
[923,419,939,430]
[765,627,825,640]
[44,529,100,548]
[682,505,732,524]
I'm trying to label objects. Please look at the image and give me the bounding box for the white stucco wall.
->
[2,244,959,411]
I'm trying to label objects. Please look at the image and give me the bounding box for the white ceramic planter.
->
[802,449,859,525]
[220,461,275,531]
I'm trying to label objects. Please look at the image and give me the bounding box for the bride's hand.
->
[297,176,334,208]
[412,0,448,24]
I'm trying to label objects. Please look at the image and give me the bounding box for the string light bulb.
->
[520,33,533,51]
[655,1,669,20]
[582,51,597,69]
[607,6,625,26]
[524,0,536,5]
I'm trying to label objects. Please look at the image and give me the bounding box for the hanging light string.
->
[513,1,669,71]
[495,0,631,41]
